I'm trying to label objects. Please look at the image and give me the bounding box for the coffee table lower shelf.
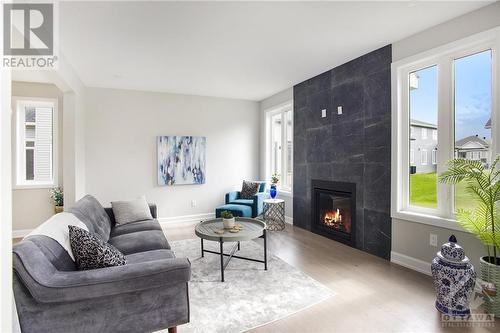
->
[200,230,267,282]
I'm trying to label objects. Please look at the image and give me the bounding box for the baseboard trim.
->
[14,213,293,236]
[12,229,32,238]
[158,212,215,229]
[390,251,431,276]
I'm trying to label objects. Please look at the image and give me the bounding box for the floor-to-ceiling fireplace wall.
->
[293,45,392,259]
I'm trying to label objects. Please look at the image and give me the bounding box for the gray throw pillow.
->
[111,195,153,225]
[69,225,126,270]
[241,180,260,199]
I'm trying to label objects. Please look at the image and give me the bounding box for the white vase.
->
[223,217,235,229]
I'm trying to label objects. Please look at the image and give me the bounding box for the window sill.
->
[276,190,293,198]
[392,210,466,232]
[13,183,55,190]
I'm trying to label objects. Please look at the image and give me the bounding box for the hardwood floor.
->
[166,224,499,333]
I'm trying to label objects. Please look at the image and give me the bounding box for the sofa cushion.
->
[109,230,170,255]
[110,219,162,238]
[69,226,126,270]
[125,249,175,264]
[111,195,153,225]
[228,199,254,207]
[68,195,112,242]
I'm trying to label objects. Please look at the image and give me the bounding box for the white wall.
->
[85,87,260,221]
[259,88,293,220]
[392,1,500,62]
[391,2,500,272]
[11,82,64,232]
[55,53,87,207]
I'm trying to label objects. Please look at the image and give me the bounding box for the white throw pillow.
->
[111,195,153,225]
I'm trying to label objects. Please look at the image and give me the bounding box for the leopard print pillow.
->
[69,225,126,270]
[241,180,260,199]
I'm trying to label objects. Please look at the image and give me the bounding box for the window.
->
[266,103,293,192]
[409,65,438,209]
[14,98,57,187]
[393,28,498,229]
[421,128,427,139]
[421,149,428,165]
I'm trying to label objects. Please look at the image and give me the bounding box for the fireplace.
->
[311,180,356,247]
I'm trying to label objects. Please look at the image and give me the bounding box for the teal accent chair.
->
[221,182,267,218]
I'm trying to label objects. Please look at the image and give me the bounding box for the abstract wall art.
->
[157,136,206,185]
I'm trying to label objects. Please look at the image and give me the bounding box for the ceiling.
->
[59,1,492,101]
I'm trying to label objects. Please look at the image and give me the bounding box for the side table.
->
[263,199,285,231]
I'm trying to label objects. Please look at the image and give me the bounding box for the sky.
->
[410,49,492,141]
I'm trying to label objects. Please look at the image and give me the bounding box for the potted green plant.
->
[221,210,235,229]
[439,156,500,316]
[49,187,64,214]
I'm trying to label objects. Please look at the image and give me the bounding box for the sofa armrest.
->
[105,203,157,223]
[13,241,190,303]
[225,191,240,204]
[252,192,268,217]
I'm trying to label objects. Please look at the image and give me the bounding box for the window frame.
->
[265,101,293,194]
[391,28,499,231]
[13,97,58,189]
[432,149,438,165]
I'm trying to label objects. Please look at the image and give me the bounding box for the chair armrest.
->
[13,241,190,303]
[225,191,240,204]
[105,203,157,223]
[252,192,268,217]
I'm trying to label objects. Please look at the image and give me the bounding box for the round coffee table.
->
[195,217,267,282]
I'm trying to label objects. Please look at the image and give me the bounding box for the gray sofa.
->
[13,195,191,333]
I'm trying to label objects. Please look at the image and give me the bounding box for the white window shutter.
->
[34,107,53,182]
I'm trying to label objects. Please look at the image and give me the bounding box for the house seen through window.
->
[15,99,56,187]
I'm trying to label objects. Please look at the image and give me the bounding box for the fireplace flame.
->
[324,208,342,224]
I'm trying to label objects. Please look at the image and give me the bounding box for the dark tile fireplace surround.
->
[293,45,392,259]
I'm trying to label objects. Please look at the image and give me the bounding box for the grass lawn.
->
[410,172,478,211]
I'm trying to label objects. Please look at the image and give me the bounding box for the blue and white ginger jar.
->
[431,235,476,316]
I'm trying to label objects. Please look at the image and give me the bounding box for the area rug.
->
[161,238,333,333]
